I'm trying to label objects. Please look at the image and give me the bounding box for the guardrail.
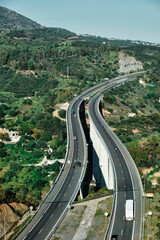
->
[14,98,76,240]
[88,97,117,240]
[45,98,88,239]
[14,72,145,240]
[88,74,144,240]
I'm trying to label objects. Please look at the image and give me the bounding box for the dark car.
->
[76,161,81,167]
[111,235,118,240]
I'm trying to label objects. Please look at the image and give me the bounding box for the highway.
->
[88,80,143,240]
[15,72,144,240]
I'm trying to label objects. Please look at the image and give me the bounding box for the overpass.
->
[15,72,144,240]
[88,79,143,240]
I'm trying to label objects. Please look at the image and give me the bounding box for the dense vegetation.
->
[0,92,66,208]
[0,19,160,215]
[103,76,160,192]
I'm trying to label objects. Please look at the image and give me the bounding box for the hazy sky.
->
[0,0,160,43]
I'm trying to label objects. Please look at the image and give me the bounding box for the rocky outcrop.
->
[0,203,28,238]
[118,51,143,73]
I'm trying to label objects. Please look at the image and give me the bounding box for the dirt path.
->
[53,196,111,240]
[72,197,106,240]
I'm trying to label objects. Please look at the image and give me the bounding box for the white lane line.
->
[75,169,76,173]
[39,228,43,234]
[58,203,61,207]
[50,214,53,219]
[23,237,27,240]
[44,205,50,213]
[72,176,74,179]
[123,176,125,180]
[69,183,71,187]
[64,192,67,197]
[29,215,43,233]
[121,229,123,235]
[124,184,126,188]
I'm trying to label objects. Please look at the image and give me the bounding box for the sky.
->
[0,0,160,43]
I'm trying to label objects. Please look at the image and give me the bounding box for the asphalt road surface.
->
[16,72,144,240]
[88,80,143,240]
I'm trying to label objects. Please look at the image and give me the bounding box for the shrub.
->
[9,161,23,171]
[58,109,66,118]
[4,170,17,182]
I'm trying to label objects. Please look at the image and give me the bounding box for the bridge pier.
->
[90,120,114,190]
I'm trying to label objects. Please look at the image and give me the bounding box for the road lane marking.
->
[29,215,43,233]
[121,229,123,235]
[23,237,27,240]
[39,228,43,234]
[64,192,67,197]
[44,205,50,213]
[69,183,71,187]
[50,214,53,219]
[72,176,74,179]
[58,203,61,207]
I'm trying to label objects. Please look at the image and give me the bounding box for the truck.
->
[125,199,134,221]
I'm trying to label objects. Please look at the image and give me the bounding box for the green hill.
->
[0,6,43,30]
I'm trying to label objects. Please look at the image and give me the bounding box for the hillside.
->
[0,6,43,30]
[0,7,160,239]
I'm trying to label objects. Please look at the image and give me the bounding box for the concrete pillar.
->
[90,121,114,190]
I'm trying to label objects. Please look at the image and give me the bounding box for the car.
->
[111,235,118,240]
[74,114,77,117]
[114,147,118,150]
[73,136,77,140]
[76,161,81,167]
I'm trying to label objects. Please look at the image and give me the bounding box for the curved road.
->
[88,80,143,240]
[16,72,144,240]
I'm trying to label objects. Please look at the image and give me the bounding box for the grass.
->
[8,215,32,240]
[143,193,160,239]
[86,197,113,240]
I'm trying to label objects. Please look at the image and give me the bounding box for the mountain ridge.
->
[0,6,44,30]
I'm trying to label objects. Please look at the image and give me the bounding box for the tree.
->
[4,188,16,203]
[23,98,32,105]
[127,142,142,166]
[126,125,133,135]
[25,194,39,208]
[0,133,8,142]
[0,185,5,203]
[32,128,41,140]
[9,161,23,171]
[58,109,66,118]
[4,170,17,182]
[16,185,28,202]
[0,148,7,157]
[0,109,5,118]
